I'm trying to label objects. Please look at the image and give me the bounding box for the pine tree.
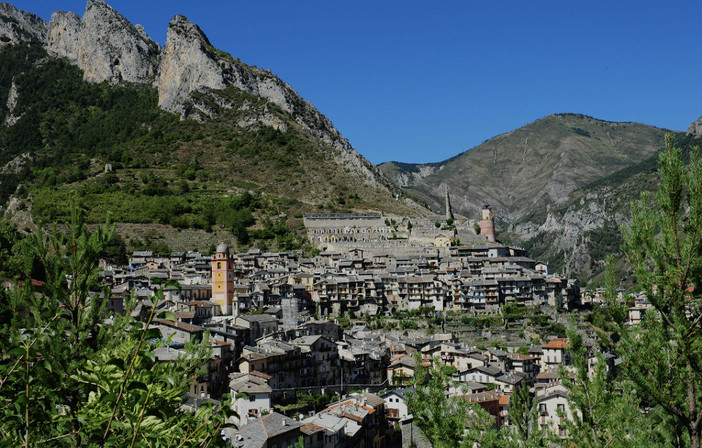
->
[406,355,469,448]
[509,382,539,443]
[619,134,702,447]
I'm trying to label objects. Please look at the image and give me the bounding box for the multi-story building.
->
[541,338,572,372]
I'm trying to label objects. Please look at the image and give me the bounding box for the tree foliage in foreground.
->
[616,134,702,447]
[558,135,702,447]
[406,355,535,448]
[0,204,232,447]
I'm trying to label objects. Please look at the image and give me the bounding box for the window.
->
[249,394,256,402]
[217,262,221,269]
[539,404,548,415]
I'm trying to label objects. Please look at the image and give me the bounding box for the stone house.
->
[541,338,571,372]
[229,372,272,428]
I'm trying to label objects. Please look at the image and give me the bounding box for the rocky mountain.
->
[688,115,702,137]
[0,3,47,46]
[0,0,398,198]
[0,1,695,277]
[380,114,671,223]
[0,1,422,253]
[380,114,677,282]
[46,1,159,84]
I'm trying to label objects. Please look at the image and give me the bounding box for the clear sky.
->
[11,1,702,164]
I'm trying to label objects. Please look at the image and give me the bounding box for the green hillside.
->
[0,43,419,253]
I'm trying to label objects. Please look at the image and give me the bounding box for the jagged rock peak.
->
[157,13,389,190]
[0,3,48,46]
[47,0,159,85]
[158,14,298,118]
[157,14,228,115]
[167,14,211,46]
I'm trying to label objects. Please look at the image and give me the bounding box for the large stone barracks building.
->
[303,212,482,257]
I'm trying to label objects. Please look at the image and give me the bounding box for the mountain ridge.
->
[379,113,673,221]
[0,1,425,254]
[1,1,699,280]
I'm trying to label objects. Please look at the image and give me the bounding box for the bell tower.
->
[211,242,235,315]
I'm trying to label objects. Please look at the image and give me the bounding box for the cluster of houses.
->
[82,217,641,446]
[107,239,581,320]
[149,301,609,446]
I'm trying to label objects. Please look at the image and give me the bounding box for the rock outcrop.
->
[157,14,389,190]
[0,3,48,46]
[156,16,229,115]
[4,78,20,125]
[47,0,159,84]
[688,116,702,137]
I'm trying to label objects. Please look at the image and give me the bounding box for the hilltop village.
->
[56,204,648,447]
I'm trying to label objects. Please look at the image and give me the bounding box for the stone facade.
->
[304,213,484,256]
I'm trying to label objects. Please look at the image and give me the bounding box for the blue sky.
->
[12,1,702,164]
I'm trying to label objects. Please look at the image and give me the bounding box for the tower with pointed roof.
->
[445,185,454,221]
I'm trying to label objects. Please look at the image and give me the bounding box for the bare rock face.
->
[46,10,81,60]
[688,116,702,137]
[4,78,20,125]
[0,3,48,47]
[47,0,159,84]
[157,16,227,114]
[157,15,300,117]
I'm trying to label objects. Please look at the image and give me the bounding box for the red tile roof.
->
[542,338,569,349]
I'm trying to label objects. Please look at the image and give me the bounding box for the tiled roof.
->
[542,338,569,349]
[300,423,325,435]
[225,412,300,447]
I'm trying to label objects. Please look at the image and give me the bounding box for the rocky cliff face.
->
[0,3,47,46]
[508,190,623,277]
[46,0,159,84]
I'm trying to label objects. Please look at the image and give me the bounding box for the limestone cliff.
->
[0,3,47,46]
[46,0,159,84]
[157,14,388,191]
